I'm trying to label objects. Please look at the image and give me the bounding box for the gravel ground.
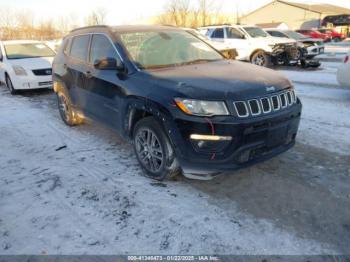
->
[0,62,349,255]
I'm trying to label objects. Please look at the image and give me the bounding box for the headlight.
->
[12,65,27,76]
[174,98,229,116]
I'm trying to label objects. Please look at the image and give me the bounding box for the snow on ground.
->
[1,57,350,255]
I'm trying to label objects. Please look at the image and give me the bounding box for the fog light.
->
[190,134,232,141]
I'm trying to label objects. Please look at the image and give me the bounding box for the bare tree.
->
[85,8,108,26]
[158,0,191,27]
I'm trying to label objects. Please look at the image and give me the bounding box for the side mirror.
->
[94,57,124,71]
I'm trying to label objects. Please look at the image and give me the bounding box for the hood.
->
[145,60,292,101]
[267,36,296,45]
[8,57,53,70]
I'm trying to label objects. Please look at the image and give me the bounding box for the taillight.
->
[344,56,349,64]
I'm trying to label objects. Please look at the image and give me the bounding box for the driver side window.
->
[89,34,118,64]
[226,28,245,39]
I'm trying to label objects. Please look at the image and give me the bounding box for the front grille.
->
[32,68,52,76]
[233,90,297,118]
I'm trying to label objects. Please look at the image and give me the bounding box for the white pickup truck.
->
[198,24,297,67]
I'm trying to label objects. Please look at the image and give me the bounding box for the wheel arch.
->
[249,48,268,61]
[123,96,174,141]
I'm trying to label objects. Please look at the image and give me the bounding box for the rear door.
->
[84,34,125,129]
[65,34,91,110]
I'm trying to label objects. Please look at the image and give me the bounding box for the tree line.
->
[0,0,236,40]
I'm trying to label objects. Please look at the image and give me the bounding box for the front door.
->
[84,34,125,129]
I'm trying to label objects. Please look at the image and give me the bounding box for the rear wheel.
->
[251,51,269,67]
[133,117,180,181]
[5,75,16,95]
[57,91,83,126]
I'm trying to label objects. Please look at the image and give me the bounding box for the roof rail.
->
[70,25,109,33]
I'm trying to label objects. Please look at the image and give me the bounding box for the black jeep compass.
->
[53,25,302,180]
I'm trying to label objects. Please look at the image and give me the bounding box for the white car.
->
[0,40,55,94]
[198,24,296,66]
[337,50,350,88]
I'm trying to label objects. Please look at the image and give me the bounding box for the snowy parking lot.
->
[0,55,350,255]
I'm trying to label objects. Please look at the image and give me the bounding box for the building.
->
[256,22,289,30]
[240,0,350,30]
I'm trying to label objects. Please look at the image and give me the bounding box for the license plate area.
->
[267,124,288,148]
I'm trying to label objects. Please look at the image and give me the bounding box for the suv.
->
[198,24,297,67]
[53,25,302,180]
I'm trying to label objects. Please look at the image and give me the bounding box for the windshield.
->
[5,43,55,59]
[284,30,307,40]
[244,27,268,38]
[119,30,223,69]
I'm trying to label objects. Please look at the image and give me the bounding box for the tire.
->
[133,116,181,181]
[5,75,16,95]
[251,51,270,67]
[333,37,341,42]
[57,91,83,126]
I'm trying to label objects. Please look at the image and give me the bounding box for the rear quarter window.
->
[70,35,90,61]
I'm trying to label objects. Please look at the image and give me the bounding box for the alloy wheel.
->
[253,53,266,66]
[58,94,69,122]
[135,127,164,173]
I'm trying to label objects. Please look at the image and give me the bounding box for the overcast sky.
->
[1,0,350,25]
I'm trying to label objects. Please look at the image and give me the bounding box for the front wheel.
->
[57,91,83,126]
[251,51,270,67]
[5,75,16,95]
[133,117,181,181]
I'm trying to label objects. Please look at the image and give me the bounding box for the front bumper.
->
[306,46,324,57]
[168,100,302,175]
[10,74,53,90]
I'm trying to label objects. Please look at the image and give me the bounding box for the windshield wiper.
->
[181,58,220,65]
[142,59,220,70]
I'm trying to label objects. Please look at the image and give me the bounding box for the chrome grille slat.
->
[260,97,271,113]
[233,89,296,118]
[233,101,249,118]
[248,99,261,116]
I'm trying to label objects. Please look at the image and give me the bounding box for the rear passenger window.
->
[89,34,117,63]
[70,35,90,61]
[212,28,224,38]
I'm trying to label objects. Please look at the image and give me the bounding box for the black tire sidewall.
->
[133,117,177,181]
[5,76,16,94]
[57,92,74,126]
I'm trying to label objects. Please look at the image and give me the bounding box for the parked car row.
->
[0,25,304,180]
[0,25,347,181]
[198,24,323,67]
